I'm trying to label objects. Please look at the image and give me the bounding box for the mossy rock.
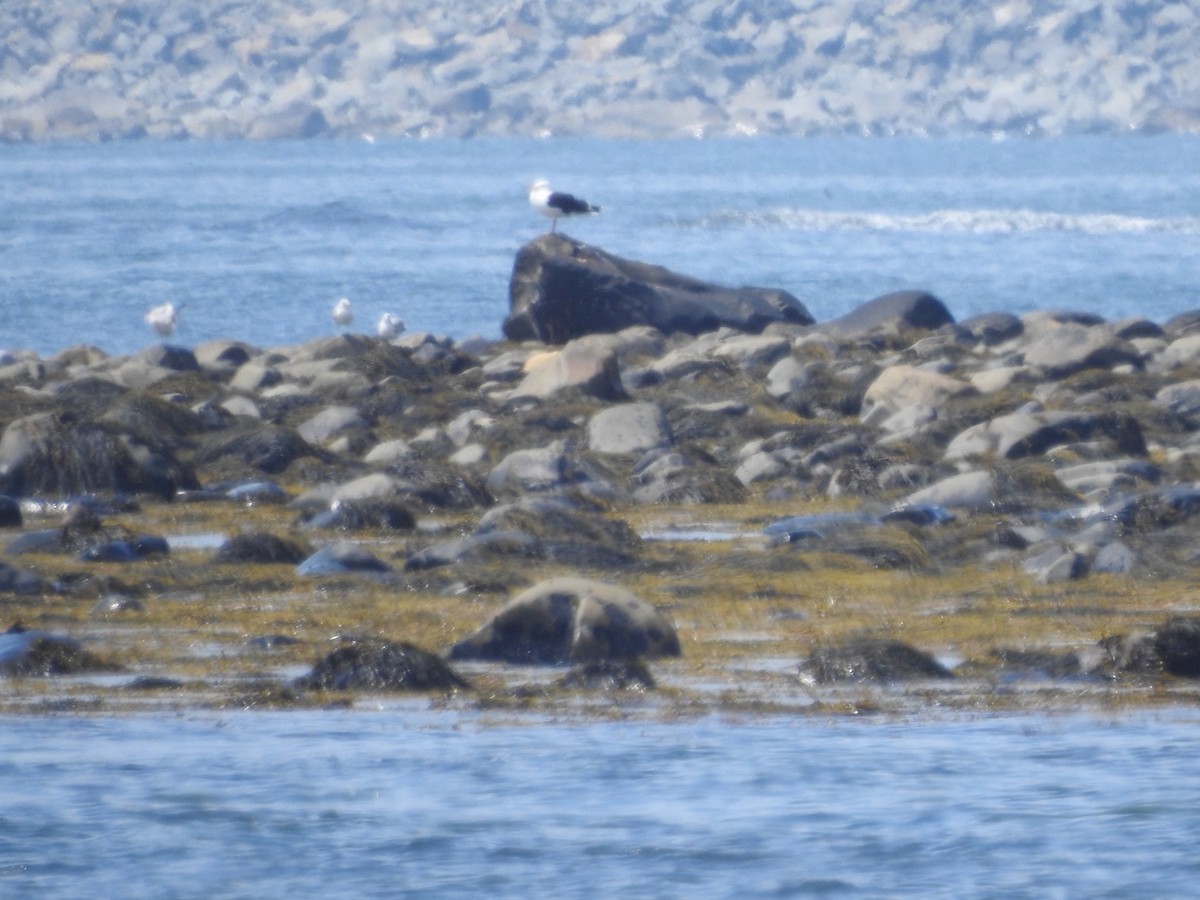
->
[295,637,469,692]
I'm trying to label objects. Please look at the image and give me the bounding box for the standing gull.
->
[144,302,178,338]
[377,312,404,339]
[528,180,601,233]
[332,297,353,330]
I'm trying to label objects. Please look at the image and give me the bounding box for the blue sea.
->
[3,708,1200,898]
[2,136,1199,357]
[3,137,1200,896]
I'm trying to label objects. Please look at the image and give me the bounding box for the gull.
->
[528,180,601,234]
[144,302,178,338]
[377,312,404,339]
[332,297,353,329]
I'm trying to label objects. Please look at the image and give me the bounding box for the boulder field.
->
[3,236,1200,715]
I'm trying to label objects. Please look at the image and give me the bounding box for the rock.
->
[510,339,627,402]
[860,364,977,422]
[0,624,118,676]
[448,576,681,665]
[295,637,469,692]
[296,405,371,445]
[904,471,996,511]
[504,234,812,342]
[820,290,953,338]
[630,449,746,505]
[0,562,45,595]
[1098,617,1200,678]
[295,543,392,576]
[797,638,954,684]
[193,423,319,476]
[0,495,21,527]
[213,532,311,564]
[300,498,417,531]
[0,411,198,499]
[474,497,642,568]
[944,410,1146,462]
[1019,322,1143,379]
[587,402,672,455]
[557,660,657,691]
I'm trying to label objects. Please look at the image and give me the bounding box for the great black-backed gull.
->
[332,297,353,329]
[145,302,178,338]
[528,180,601,233]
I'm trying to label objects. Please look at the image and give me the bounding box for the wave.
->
[694,208,1200,235]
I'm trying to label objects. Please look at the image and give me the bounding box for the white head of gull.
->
[528,180,601,234]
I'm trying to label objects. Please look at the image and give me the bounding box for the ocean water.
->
[3,136,1200,358]
[2,708,1200,898]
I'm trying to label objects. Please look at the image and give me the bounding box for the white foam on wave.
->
[697,208,1200,235]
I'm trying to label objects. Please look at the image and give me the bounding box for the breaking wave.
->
[696,208,1200,235]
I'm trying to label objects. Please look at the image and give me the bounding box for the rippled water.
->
[3,135,1199,357]
[3,709,1200,898]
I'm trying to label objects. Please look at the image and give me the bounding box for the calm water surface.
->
[2,708,1199,898]
[2,136,1199,356]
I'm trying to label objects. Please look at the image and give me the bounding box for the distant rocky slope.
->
[3,0,1198,141]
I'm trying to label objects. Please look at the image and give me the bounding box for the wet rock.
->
[631,448,746,505]
[448,576,681,665]
[820,290,953,339]
[1097,617,1200,678]
[300,498,417,531]
[474,497,642,568]
[0,562,45,595]
[944,410,1146,463]
[213,532,312,565]
[193,423,320,476]
[0,411,198,499]
[295,543,392,575]
[557,659,657,691]
[0,494,21,527]
[295,637,469,692]
[505,234,812,343]
[1019,321,1143,379]
[79,535,169,563]
[0,624,118,676]
[798,639,954,684]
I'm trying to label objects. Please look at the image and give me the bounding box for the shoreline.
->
[4,285,1200,719]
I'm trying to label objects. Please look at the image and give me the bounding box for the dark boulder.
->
[193,423,321,476]
[0,412,198,499]
[0,624,118,676]
[0,495,21,527]
[798,638,954,684]
[821,290,954,338]
[213,532,312,565]
[300,498,417,531]
[448,577,682,665]
[0,562,45,595]
[295,636,469,692]
[504,234,813,342]
[1098,617,1200,678]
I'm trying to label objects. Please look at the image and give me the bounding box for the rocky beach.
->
[3,233,1200,718]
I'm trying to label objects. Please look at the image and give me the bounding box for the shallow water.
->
[3,136,1199,357]
[2,709,1199,898]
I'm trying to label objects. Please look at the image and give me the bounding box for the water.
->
[3,136,1200,358]
[4,136,1200,894]
[2,709,1199,898]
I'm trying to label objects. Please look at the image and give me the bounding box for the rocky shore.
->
[3,0,1199,141]
[3,234,1200,718]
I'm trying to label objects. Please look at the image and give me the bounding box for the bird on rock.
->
[332,297,353,330]
[528,180,601,234]
[144,302,178,338]
[377,312,404,339]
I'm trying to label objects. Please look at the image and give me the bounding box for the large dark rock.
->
[1098,617,1200,678]
[295,637,469,692]
[504,234,813,342]
[0,412,198,499]
[448,576,682,665]
[213,532,311,564]
[0,624,118,676]
[820,290,954,338]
